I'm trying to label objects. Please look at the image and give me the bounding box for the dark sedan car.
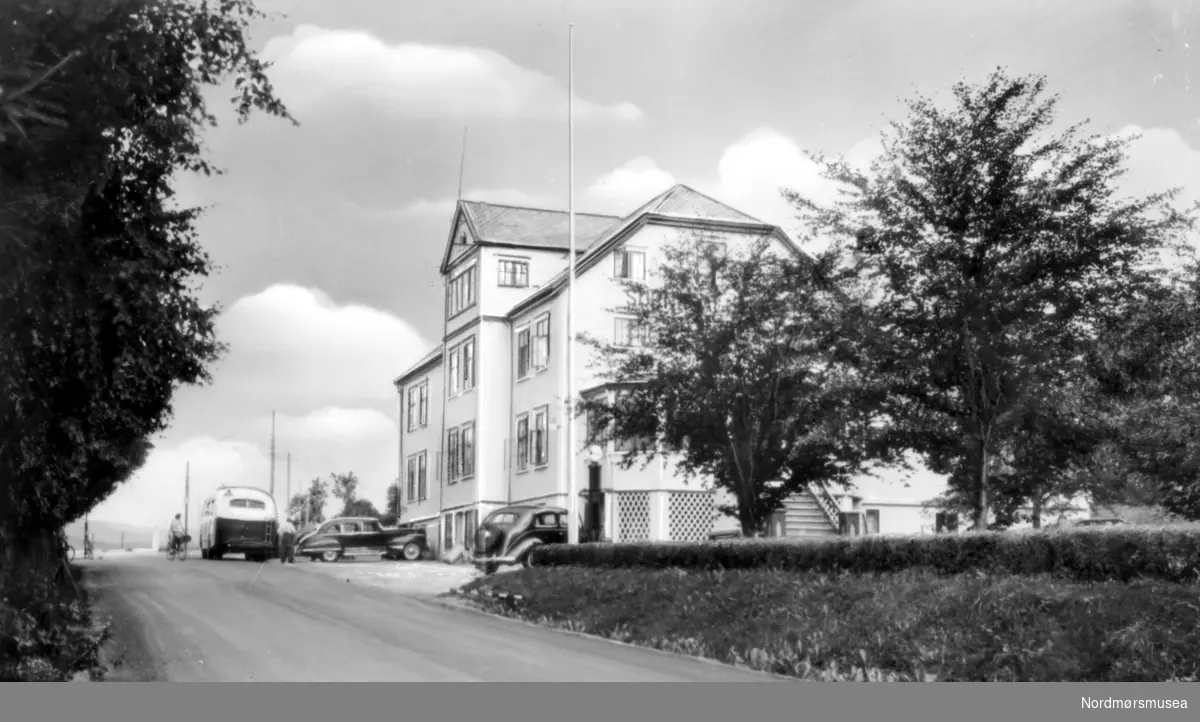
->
[296,517,429,563]
[473,505,568,574]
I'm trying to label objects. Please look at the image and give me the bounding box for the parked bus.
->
[198,485,278,561]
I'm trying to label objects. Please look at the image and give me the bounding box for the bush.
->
[530,525,1200,583]
[0,533,107,682]
[456,567,1200,682]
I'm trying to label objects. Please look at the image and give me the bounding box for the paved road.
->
[82,554,778,682]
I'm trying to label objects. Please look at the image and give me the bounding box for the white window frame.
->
[532,313,550,370]
[460,422,476,479]
[447,427,461,483]
[497,257,530,288]
[533,405,549,468]
[516,326,532,379]
[613,247,647,281]
[447,263,477,318]
[516,413,530,471]
[614,315,646,347]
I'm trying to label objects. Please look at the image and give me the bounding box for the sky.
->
[90,0,1200,529]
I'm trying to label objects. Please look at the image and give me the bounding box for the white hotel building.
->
[393,184,938,554]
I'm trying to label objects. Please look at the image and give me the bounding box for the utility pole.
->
[565,23,580,545]
[286,452,291,519]
[184,462,190,537]
[269,411,276,500]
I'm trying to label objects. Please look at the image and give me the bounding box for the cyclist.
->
[168,513,185,555]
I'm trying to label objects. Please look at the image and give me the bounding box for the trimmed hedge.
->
[529,525,1200,583]
[456,567,1200,682]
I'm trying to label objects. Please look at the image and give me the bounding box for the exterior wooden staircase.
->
[780,483,842,538]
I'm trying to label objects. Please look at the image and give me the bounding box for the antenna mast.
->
[457,126,469,199]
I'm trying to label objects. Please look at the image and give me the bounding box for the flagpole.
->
[565,23,579,545]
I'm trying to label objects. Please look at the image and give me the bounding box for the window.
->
[406,387,418,431]
[461,422,475,478]
[534,511,560,529]
[443,514,453,551]
[614,390,649,453]
[230,499,266,510]
[614,248,646,280]
[485,511,520,526]
[464,510,478,551]
[532,314,550,370]
[462,338,476,391]
[407,456,417,501]
[587,406,608,445]
[498,259,529,288]
[614,316,646,347]
[418,452,428,501]
[454,511,465,545]
[418,382,428,425]
[448,348,461,396]
[447,428,461,482]
[363,520,381,533]
[517,327,531,378]
[516,415,530,471]
[447,265,476,318]
[533,406,549,467]
[866,509,880,535]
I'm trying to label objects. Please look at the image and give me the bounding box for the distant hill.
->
[65,518,159,551]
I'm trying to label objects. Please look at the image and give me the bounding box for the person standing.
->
[279,517,297,564]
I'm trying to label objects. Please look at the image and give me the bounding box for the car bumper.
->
[473,554,517,566]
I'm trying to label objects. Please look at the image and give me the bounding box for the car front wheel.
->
[401,542,422,561]
[319,549,342,563]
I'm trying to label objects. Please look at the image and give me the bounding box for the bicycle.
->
[59,536,75,564]
[167,534,191,561]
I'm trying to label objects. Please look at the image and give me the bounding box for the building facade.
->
[392,184,930,554]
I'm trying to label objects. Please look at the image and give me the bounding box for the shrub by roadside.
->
[451,567,1200,682]
[530,525,1200,583]
[0,563,108,682]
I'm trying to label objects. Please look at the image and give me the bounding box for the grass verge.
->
[450,567,1200,682]
[0,562,109,682]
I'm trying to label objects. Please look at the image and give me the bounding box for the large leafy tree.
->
[580,234,891,536]
[1085,262,1200,519]
[792,68,1194,530]
[0,0,293,545]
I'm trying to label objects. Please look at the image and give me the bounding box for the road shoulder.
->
[79,564,159,681]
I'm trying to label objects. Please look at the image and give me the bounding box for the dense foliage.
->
[529,525,1200,583]
[579,235,893,535]
[459,566,1200,682]
[790,69,1196,529]
[0,0,293,544]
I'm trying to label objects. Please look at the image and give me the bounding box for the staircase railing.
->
[806,482,842,533]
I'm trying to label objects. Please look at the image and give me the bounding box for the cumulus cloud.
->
[210,284,429,413]
[582,130,884,235]
[261,26,643,123]
[91,408,400,533]
[583,157,677,214]
[89,286,428,528]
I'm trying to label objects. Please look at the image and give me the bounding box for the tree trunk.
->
[974,445,990,531]
[1031,495,1043,529]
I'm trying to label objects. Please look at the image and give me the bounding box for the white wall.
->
[861,500,937,535]
[398,360,444,523]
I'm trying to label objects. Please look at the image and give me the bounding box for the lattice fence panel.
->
[615,492,651,542]
[668,492,716,542]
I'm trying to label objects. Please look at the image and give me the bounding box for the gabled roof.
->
[460,201,620,250]
[507,184,806,318]
[393,344,444,386]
